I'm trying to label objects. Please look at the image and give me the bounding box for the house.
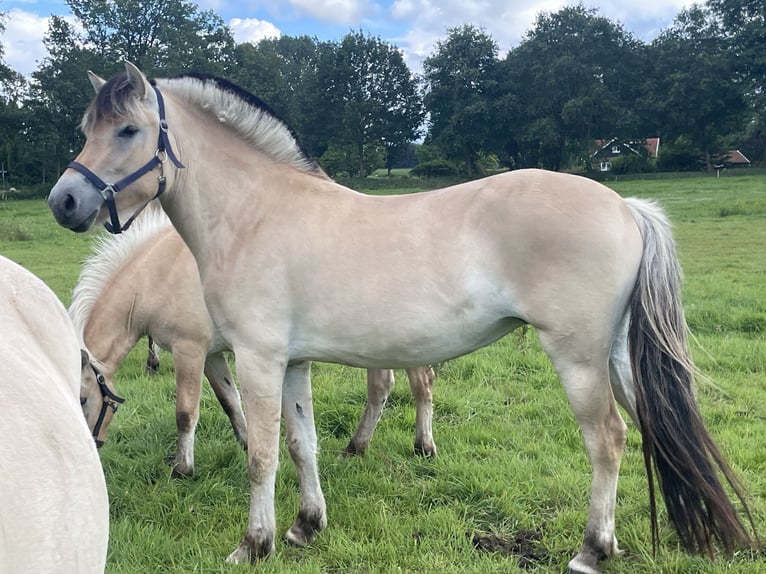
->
[715,149,751,169]
[590,137,660,172]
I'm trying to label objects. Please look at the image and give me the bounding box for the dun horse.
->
[0,255,109,573]
[71,204,436,475]
[48,63,756,574]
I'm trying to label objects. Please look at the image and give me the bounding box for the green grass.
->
[1,173,765,573]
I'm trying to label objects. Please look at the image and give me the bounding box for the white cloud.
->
[289,0,371,26]
[388,0,691,74]
[4,9,50,77]
[228,17,281,45]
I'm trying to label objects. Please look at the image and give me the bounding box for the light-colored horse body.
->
[0,255,109,574]
[70,206,247,476]
[71,205,435,473]
[48,64,755,574]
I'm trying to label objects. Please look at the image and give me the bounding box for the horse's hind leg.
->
[538,331,626,574]
[344,368,395,456]
[204,351,247,449]
[608,315,639,427]
[146,336,160,374]
[406,366,436,457]
[282,362,327,547]
[169,342,207,478]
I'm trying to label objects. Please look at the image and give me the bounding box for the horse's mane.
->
[84,70,326,177]
[68,203,173,338]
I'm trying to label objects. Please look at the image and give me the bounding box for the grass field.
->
[1,172,765,573]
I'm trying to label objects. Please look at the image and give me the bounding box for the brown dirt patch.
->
[468,528,546,568]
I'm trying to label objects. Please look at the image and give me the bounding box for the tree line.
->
[0,0,764,191]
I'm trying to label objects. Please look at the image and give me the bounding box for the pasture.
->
[1,172,765,573]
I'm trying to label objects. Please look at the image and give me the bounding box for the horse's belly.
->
[290,307,524,368]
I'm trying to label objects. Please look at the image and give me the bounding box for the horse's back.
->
[0,255,109,574]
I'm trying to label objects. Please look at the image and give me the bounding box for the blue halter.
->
[67,85,185,234]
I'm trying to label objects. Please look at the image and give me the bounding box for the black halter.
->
[88,364,125,448]
[67,85,184,234]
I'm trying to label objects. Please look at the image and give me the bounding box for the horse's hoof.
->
[225,546,248,565]
[170,464,193,479]
[225,537,274,564]
[568,552,601,574]
[341,441,364,457]
[285,510,327,547]
[414,441,437,458]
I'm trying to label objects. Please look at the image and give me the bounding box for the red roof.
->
[721,149,750,165]
[593,137,660,158]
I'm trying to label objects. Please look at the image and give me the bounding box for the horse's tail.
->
[624,197,756,557]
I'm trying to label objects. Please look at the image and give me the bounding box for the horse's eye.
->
[80,397,87,406]
[118,125,139,138]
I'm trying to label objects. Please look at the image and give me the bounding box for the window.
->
[611,145,620,154]
[600,161,611,172]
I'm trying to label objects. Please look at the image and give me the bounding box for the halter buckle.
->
[100,184,116,201]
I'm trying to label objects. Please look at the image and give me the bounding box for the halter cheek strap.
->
[89,365,125,448]
[68,86,185,234]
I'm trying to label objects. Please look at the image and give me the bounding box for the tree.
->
[422,25,499,176]
[66,0,236,75]
[320,30,422,177]
[644,6,748,171]
[10,0,238,187]
[500,5,646,170]
[0,11,28,188]
[231,36,326,158]
[708,0,766,162]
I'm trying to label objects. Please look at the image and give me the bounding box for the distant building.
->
[715,149,751,169]
[590,137,660,172]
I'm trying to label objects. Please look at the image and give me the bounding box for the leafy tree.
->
[318,141,385,178]
[66,0,236,75]
[644,5,747,171]
[22,16,111,184]
[231,36,327,158]
[501,5,646,170]
[708,0,766,162]
[11,0,237,186]
[422,25,499,176]
[233,32,422,175]
[320,30,422,177]
[0,12,26,188]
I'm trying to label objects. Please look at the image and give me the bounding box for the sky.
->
[2,0,691,78]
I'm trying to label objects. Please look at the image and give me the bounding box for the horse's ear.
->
[87,71,107,93]
[80,348,90,369]
[124,61,151,100]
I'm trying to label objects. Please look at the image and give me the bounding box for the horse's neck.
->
[82,297,142,376]
[158,100,276,265]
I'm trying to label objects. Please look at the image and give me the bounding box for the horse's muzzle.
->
[48,186,100,232]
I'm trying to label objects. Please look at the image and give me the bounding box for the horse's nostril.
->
[64,193,76,214]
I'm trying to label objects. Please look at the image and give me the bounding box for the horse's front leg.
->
[226,351,284,563]
[406,366,437,457]
[203,351,247,448]
[170,342,207,477]
[344,368,395,455]
[282,361,327,546]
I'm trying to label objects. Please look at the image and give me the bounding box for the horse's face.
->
[79,355,117,446]
[48,62,164,232]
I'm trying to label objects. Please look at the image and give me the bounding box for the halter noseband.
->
[68,85,185,234]
[88,364,125,448]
